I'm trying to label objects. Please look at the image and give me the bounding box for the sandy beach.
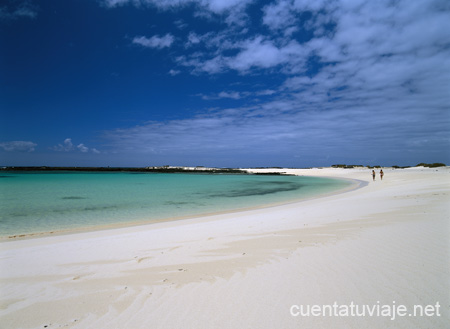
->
[0,167,449,328]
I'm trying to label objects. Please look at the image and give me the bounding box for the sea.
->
[0,171,353,238]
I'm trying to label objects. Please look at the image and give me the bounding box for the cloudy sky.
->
[1,0,449,167]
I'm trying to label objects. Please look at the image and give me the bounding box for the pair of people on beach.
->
[372,169,384,181]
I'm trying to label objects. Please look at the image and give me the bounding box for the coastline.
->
[0,167,449,328]
[0,172,357,241]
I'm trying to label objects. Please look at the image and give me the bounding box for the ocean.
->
[0,171,352,237]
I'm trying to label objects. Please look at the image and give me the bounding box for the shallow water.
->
[0,172,351,237]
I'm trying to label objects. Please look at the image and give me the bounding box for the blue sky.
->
[1,0,449,167]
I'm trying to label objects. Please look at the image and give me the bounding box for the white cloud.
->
[77,144,89,153]
[292,0,334,12]
[103,0,254,16]
[203,0,246,12]
[133,34,174,49]
[101,0,450,166]
[245,38,304,72]
[174,19,188,29]
[256,89,276,96]
[217,91,241,99]
[0,1,38,21]
[102,80,449,164]
[180,36,307,74]
[102,100,396,163]
[103,0,256,28]
[51,138,101,154]
[184,30,235,52]
[228,37,284,71]
[200,89,278,100]
[186,32,201,47]
[169,69,181,76]
[102,0,130,7]
[0,141,36,152]
[262,0,295,31]
[200,91,243,100]
[52,138,74,152]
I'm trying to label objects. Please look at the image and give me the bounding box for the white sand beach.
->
[0,167,449,328]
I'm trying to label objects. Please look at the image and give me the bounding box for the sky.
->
[1,0,449,168]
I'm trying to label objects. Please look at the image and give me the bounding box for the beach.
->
[0,167,449,328]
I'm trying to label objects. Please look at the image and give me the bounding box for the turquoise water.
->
[0,172,352,237]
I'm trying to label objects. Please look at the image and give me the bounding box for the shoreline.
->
[0,172,360,242]
[1,167,448,328]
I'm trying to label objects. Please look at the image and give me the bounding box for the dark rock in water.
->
[61,196,87,200]
[210,182,302,198]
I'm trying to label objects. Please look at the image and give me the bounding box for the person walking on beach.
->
[380,169,384,180]
[372,170,376,181]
